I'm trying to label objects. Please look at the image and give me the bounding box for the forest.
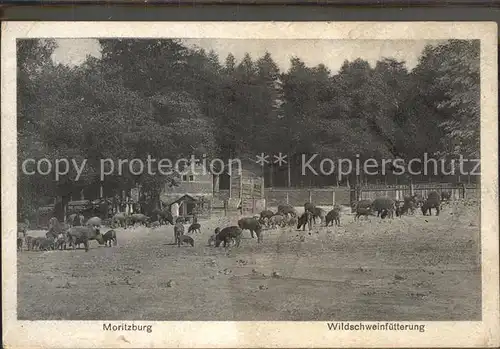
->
[17,38,480,216]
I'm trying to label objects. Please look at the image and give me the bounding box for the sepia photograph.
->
[2,21,499,348]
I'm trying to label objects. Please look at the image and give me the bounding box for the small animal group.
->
[352,190,446,220]
[208,226,243,248]
[18,216,118,253]
[297,203,342,231]
[172,222,199,247]
[258,209,296,229]
[206,216,265,248]
[110,213,152,229]
[257,203,341,233]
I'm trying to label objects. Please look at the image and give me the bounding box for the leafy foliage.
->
[17,38,480,217]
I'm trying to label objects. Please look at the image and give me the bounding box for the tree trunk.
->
[54,195,70,222]
[287,153,291,187]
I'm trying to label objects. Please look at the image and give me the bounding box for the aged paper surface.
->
[2,21,499,348]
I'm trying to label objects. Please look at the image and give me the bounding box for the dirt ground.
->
[17,201,481,321]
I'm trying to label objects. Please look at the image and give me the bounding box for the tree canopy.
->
[17,38,480,217]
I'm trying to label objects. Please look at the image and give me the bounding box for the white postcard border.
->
[2,21,499,348]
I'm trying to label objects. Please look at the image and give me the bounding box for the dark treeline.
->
[17,39,479,217]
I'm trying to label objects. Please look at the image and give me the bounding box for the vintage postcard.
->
[2,21,499,348]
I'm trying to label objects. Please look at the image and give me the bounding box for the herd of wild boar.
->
[17,216,117,252]
[353,190,447,220]
[17,190,452,253]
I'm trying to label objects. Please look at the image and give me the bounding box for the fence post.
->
[239,176,243,200]
[410,183,414,196]
[250,178,254,213]
[332,190,336,207]
[309,190,312,203]
[261,178,264,200]
[286,192,289,204]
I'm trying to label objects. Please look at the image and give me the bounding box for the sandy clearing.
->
[17,202,481,320]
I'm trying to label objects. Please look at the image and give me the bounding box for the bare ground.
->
[17,202,481,321]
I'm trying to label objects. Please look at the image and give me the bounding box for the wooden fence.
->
[265,187,351,207]
[264,183,480,209]
[209,183,480,216]
[355,183,479,202]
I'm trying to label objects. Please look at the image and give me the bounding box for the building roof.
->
[160,193,203,206]
[163,181,213,196]
[37,205,55,213]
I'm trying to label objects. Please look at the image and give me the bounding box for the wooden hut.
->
[160,164,214,219]
[224,159,265,214]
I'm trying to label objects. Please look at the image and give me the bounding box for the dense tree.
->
[17,38,480,219]
[417,40,480,159]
